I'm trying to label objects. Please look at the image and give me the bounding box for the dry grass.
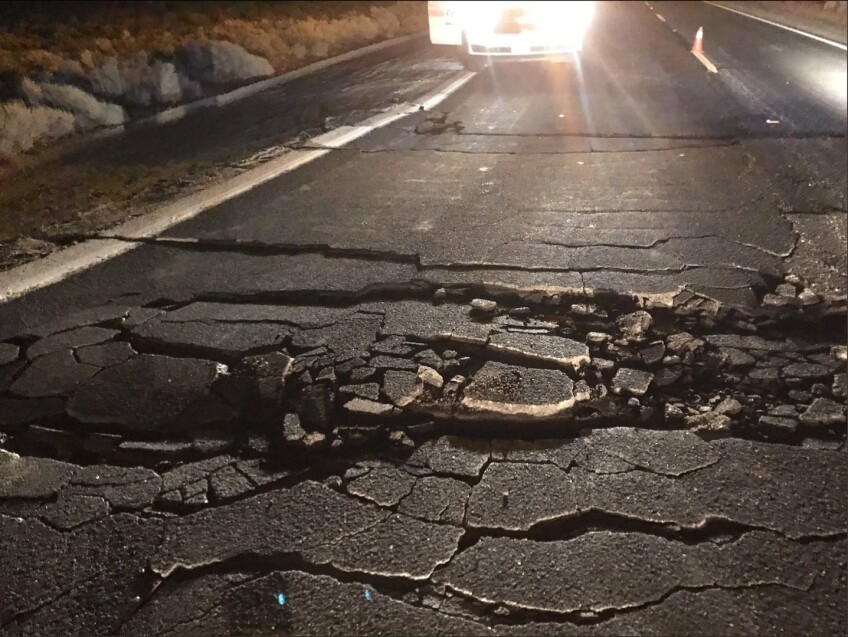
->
[0,2,427,76]
[0,100,75,155]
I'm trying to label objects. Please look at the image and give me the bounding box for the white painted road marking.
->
[0,70,477,304]
[705,1,848,51]
[656,13,666,23]
[692,50,719,73]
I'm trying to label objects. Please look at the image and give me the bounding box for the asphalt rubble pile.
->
[1,272,845,474]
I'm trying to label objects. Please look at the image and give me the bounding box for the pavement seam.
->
[0,71,477,305]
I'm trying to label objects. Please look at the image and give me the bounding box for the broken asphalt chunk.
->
[616,310,653,342]
[611,368,654,397]
[459,361,575,421]
[67,354,222,431]
[487,332,589,369]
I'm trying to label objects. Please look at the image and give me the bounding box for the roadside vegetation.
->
[0,1,426,158]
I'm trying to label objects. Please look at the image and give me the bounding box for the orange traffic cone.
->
[691,27,704,53]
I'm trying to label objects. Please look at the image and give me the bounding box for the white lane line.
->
[0,70,477,304]
[692,50,719,73]
[656,13,666,23]
[704,1,848,50]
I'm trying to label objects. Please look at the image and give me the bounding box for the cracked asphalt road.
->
[0,2,846,636]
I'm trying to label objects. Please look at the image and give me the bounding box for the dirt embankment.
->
[0,1,427,158]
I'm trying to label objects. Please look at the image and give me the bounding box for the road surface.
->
[1,2,846,635]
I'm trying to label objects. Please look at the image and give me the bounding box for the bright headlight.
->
[454,1,596,35]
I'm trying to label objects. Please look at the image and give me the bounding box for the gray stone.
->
[745,367,780,385]
[487,332,589,369]
[459,361,575,420]
[714,397,743,416]
[833,373,847,400]
[0,343,19,366]
[302,432,327,448]
[685,411,733,436]
[336,357,366,375]
[611,368,654,396]
[350,366,376,382]
[654,366,683,387]
[720,347,756,368]
[783,362,831,379]
[788,390,812,402]
[627,397,641,408]
[592,357,615,372]
[758,415,799,434]
[666,332,705,355]
[662,354,681,365]
[573,380,591,402]
[240,352,293,402]
[639,341,665,365]
[665,403,684,421]
[799,398,846,428]
[339,383,380,401]
[76,341,136,368]
[433,288,447,304]
[763,293,796,307]
[470,298,497,313]
[315,367,338,386]
[616,311,653,341]
[414,349,444,371]
[775,283,797,298]
[770,404,800,418]
[10,349,99,397]
[343,398,397,417]
[388,430,415,448]
[299,383,334,429]
[418,365,444,389]
[67,354,222,431]
[798,289,820,305]
[283,413,307,443]
[586,332,611,344]
[706,334,782,351]
[383,370,422,407]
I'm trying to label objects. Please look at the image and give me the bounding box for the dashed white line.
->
[656,13,666,23]
[692,50,719,73]
[704,1,847,50]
